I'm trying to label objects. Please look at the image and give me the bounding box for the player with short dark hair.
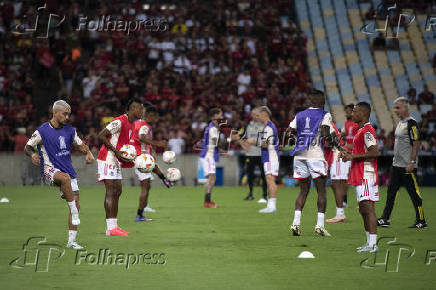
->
[340,102,379,253]
[377,97,427,228]
[97,97,143,236]
[130,105,172,222]
[25,100,95,249]
[288,89,332,236]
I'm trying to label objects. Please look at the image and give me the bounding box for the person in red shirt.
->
[97,98,143,236]
[341,104,360,206]
[130,105,171,222]
[340,102,379,253]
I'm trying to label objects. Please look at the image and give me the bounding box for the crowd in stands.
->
[0,0,435,156]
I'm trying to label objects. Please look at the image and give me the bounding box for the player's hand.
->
[156,140,167,148]
[162,178,172,188]
[115,150,131,163]
[31,153,40,165]
[340,151,352,162]
[406,163,414,173]
[85,151,95,164]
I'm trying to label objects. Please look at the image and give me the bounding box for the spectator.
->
[418,85,434,105]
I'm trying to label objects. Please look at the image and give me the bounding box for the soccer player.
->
[97,98,143,236]
[288,89,331,236]
[130,105,172,222]
[199,108,224,208]
[243,106,279,213]
[325,121,348,223]
[340,102,379,253]
[341,104,359,206]
[25,100,95,249]
[239,113,268,202]
[377,97,427,228]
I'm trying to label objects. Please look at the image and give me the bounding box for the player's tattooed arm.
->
[24,145,40,165]
[139,134,167,149]
[75,143,95,163]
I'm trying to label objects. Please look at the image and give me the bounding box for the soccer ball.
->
[135,154,155,173]
[166,168,181,182]
[120,144,137,161]
[162,151,176,164]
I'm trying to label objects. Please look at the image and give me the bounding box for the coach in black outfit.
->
[378,97,427,228]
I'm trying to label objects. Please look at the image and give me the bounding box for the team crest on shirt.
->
[59,136,66,149]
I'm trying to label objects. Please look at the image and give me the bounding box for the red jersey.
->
[324,121,344,166]
[344,119,359,151]
[349,123,378,186]
[97,114,135,168]
[130,119,153,155]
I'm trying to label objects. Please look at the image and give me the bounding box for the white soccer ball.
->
[120,144,137,161]
[162,151,176,164]
[135,154,155,173]
[166,168,181,182]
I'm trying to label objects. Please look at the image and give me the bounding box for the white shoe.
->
[67,241,84,250]
[259,207,277,213]
[143,206,155,213]
[343,202,348,208]
[257,198,267,203]
[71,212,80,226]
[356,243,368,250]
[357,244,378,253]
[314,225,331,236]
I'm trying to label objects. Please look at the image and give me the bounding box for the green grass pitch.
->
[0,185,434,289]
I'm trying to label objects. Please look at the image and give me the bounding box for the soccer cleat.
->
[314,225,331,237]
[326,215,346,223]
[356,243,368,251]
[162,178,172,188]
[204,201,220,208]
[143,206,155,213]
[106,227,129,236]
[67,241,84,250]
[243,195,254,201]
[408,220,428,229]
[257,198,267,203]
[71,212,80,226]
[259,207,277,213]
[290,224,301,236]
[357,244,378,253]
[377,218,390,227]
[135,215,153,222]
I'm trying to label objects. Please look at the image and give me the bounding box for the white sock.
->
[106,218,118,231]
[267,198,276,209]
[369,234,377,246]
[293,210,302,226]
[366,231,370,244]
[336,207,344,216]
[317,212,325,227]
[68,230,77,244]
[67,201,78,214]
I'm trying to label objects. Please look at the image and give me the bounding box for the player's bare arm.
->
[97,128,130,163]
[74,143,95,164]
[139,134,167,149]
[341,144,378,162]
[24,145,40,165]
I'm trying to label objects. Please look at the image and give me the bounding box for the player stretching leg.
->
[97,98,143,236]
[25,100,95,249]
[243,107,279,213]
[288,89,332,236]
[199,108,224,208]
[340,102,379,253]
[325,121,348,223]
[130,105,171,222]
